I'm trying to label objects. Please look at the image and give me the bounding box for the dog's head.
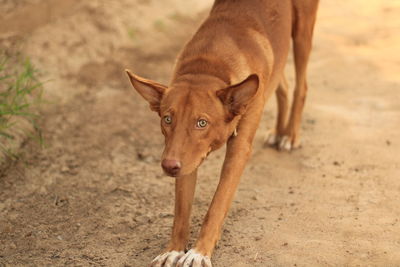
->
[126,70,258,177]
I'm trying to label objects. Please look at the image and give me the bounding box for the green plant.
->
[153,19,166,32]
[127,27,137,41]
[0,52,43,160]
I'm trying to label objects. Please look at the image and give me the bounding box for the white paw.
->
[278,135,301,151]
[278,135,292,151]
[176,249,212,267]
[150,250,185,267]
[265,132,280,146]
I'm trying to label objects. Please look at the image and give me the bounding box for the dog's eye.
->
[164,115,172,124]
[197,119,208,128]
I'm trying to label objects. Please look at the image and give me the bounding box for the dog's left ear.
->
[125,69,167,113]
[217,74,259,116]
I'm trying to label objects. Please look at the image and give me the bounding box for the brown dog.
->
[126,0,319,266]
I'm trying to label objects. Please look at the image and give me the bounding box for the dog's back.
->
[172,0,293,92]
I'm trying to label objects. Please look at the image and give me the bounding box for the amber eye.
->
[197,119,208,128]
[164,115,172,124]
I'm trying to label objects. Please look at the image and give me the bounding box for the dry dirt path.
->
[1,0,400,266]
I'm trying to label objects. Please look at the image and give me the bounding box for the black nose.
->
[161,159,181,176]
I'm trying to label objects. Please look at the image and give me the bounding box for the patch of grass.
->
[153,19,167,32]
[168,12,187,22]
[127,27,137,41]
[0,51,43,161]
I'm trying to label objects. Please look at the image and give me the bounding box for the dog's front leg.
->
[151,170,197,267]
[177,126,257,267]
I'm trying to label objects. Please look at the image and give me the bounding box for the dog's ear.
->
[125,69,167,113]
[217,74,259,116]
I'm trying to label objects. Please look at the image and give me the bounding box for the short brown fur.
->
[126,0,319,266]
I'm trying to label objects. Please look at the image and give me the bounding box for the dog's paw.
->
[264,131,281,147]
[150,250,185,267]
[176,249,212,267]
[278,135,300,151]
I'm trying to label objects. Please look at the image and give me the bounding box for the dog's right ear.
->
[125,69,167,113]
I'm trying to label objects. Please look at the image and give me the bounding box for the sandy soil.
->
[1,0,400,266]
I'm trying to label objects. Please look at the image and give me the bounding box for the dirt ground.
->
[1,0,400,266]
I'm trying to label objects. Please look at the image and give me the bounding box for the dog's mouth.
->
[162,147,212,178]
[162,165,181,177]
[165,157,209,178]
[163,170,179,177]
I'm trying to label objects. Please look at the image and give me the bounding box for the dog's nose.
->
[161,159,181,176]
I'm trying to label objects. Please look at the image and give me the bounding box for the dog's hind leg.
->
[151,171,197,267]
[265,74,289,147]
[279,0,318,151]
